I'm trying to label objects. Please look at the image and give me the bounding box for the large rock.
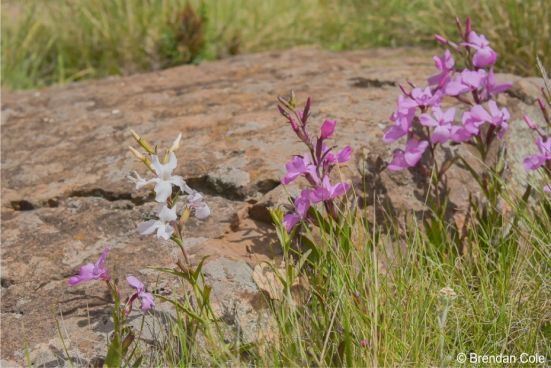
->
[1,47,543,365]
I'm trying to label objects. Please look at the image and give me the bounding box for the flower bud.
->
[320,119,336,139]
[523,115,538,130]
[302,97,311,123]
[277,105,290,119]
[289,90,296,108]
[537,97,546,112]
[289,117,299,131]
[434,34,448,45]
[129,146,145,161]
[169,133,182,152]
[180,207,191,224]
[129,146,154,173]
[464,16,472,40]
[130,129,155,154]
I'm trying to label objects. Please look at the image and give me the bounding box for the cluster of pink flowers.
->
[523,97,551,193]
[385,17,511,171]
[278,96,352,232]
[69,247,155,313]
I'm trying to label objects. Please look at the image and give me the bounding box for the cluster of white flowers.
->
[129,132,210,240]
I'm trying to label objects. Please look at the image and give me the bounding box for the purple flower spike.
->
[127,275,155,313]
[388,139,429,171]
[69,247,110,286]
[320,119,337,139]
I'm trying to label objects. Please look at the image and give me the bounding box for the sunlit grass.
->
[2,0,549,89]
[134,186,550,367]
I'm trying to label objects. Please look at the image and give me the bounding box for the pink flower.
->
[320,119,337,139]
[450,106,487,142]
[283,190,312,232]
[187,191,210,219]
[466,31,497,67]
[483,69,511,97]
[388,139,429,171]
[468,101,509,135]
[322,145,353,167]
[310,176,350,203]
[411,87,442,108]
[384,96,417,143]
[282,155,318,185]
[445,69,487,96]
[127,276,155,313]
[68,247,110,286]
[544,184,551,194]
[523,137,551,171]
[486,101,510,132]
[420,107,456,144]
[428,50,455,87]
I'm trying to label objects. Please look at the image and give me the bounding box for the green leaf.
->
[104,333,122,368]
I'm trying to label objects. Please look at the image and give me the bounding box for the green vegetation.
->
[2,0,549,89]
[137,186,550,367]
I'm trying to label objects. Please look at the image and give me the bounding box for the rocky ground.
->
[1,47,542,366]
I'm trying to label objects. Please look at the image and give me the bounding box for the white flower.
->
[129,152,192,203]
[187,191,210,219]
[137,205,177,240]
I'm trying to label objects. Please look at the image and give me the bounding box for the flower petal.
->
[283,213,300,232]
[320,119,337,139]
[127,275,144,291]
[154,180,173,202]
[150,155,163,176]
[160,205,177,222]
[137,220,159,235]
[169,175,193,195]
[383,124,407,143]
[432,125,451,144]
[388,150,408,171]
[156,223,174,240]
[523,155,545,171]
[68,264,95,286]
[337,146,352,163]
[139,292,155,313]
